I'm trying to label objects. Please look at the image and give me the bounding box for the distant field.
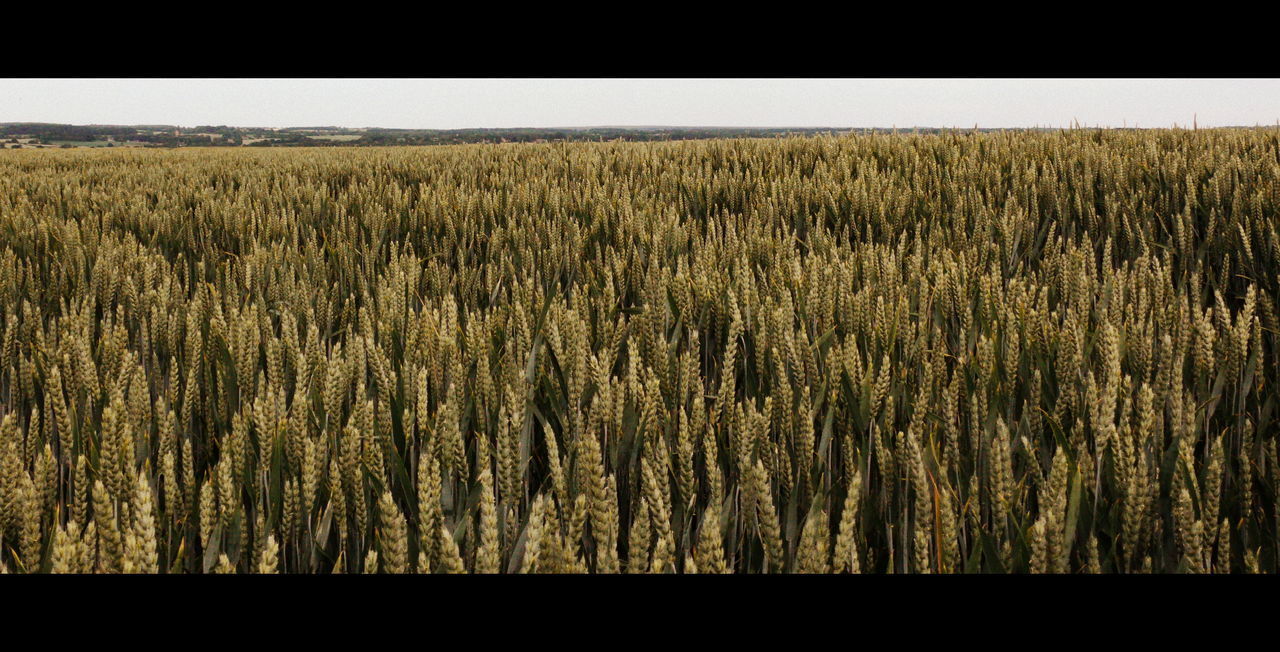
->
[49,141,116,147]
[307,134,362,142]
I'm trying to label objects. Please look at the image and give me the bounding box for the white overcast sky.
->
[2,79,1277,129]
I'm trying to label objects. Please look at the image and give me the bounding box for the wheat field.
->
[0,129,1276,573]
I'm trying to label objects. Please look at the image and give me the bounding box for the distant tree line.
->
[0,123,1101,149]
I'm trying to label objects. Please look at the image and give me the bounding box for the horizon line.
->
[5,121,1280,131]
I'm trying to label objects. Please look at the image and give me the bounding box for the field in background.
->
[306,135,362,142]
[0,130,1276,573]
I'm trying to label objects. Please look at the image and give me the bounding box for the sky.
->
[1,79,1277,130]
